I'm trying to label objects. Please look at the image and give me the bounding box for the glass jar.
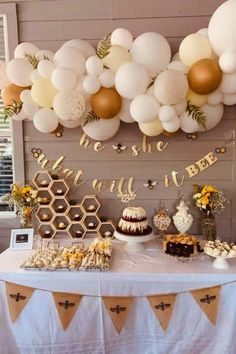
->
[201,214,217,241]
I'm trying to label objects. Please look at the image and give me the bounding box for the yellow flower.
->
[200,197,209,206]
[22,186,32,195]
[23,207,32,217]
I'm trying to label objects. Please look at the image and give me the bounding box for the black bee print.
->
[110,305,127,314]
[154,302,171,312]
[143,179,158,190]
[200,295,216,304]
[10,293,26,302]
[112,143,127,153]
[58,300,75,310]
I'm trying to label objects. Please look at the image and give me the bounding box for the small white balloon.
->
[207,90,223,105]
[180,112,199,133]
[75,75,91,103]
[223,93,236,106]
[85,56,103,77]
[14,42,39,59]
[30,69,41,83]
[162,117,180,133]
[111,28,133,50]
[82,75,101,94]
[130,94,160,123]
[119,98,135,123]
[159,105,176,123]
[20,89,31,103]
[33,108,59,133]
[37,50,54,61]
[167,61,189,74]
[63,39,96,59]
[22,99,39,117]
[38,60,55,78]
[219,73,236,95]
[173,100,187,116]
[7,58,33,87]
[82,116,120,141]
[53,91,85,121]
[51,67,77,91]
[219,51,236,74]
[54,46,85,75]
[98,69,115,88]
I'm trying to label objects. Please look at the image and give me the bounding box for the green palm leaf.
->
[187,101,206,130]
[23,52,40,69]
[96,33,111,59]
[4,100,23,120]
[82,111,100,127]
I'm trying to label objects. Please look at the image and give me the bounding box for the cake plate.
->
[114,230,155,252]
[204,248,236,269]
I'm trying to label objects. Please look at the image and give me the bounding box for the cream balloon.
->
[179,33,212,67]
[207,90,223,106]
[167,61,189,74]
[102,45,132,72]
[53,91,85,121]
[219,51,236,74]
[119,98,135,123]
[219,73,236,95]
[20,89,31,103]
[38,60,55,78]
[14,42,39,59]
[187,89,207,107]
[86,56,103,77]
[154,69,188,105]
[54,46,85,75]
[173,100,187,116]
[98,69,115,88]
[159,105,176,123]
[130,32,171,76]
[197,104,224,132]
[115,62,149,99]
[37,50,54,61]
[30,69,41,83]
[7,58,33,87]
[130,94,160,123]
[82,116,120,141]
[31,78,58,108]
[180,112,199,133]
[51,67,77,91]
[111,28,133,50]
[82,75,101,94]
[33,108,59,133]
[62,39,96,59]
[162,117,180,133]
[208,0,236,56]
[138,118,164,137]
[223,93,236,106]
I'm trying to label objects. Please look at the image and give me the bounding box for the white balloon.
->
[223,93,236,106]
[159,105,176,123]
[119,98,135,123]
[197,104,224,132]
[197,28,208,37]
[154,69,188,105]
[115,62,149,99]
[98,69,115,88]
[130,32,171,76]
[219,51,236,74]
[208,0,236,56]
[85,56,103,76]
[37,50,54,61]
[162,117,180,133]
[62,39,96,59]
[59,118,81,128]
[51,67,77,91]
[20,89,31,103]
[130,94,160,123]
[22,99,39,117]
[53,91,85,121]
[33,108,59,133]
[180,112,199,133]
[7,58,33,87]
[207,90,223,106]
[30,69,41,83]
[82,75,101,94]
[220,73,236,95]
[173,100,187,116]
[38,60,55,78]
[82,116,120,141]
[54,46,85,75]
[75,75,91,103]
[14,42,39,59]
[111,28,133,50]
[167,61,189,74]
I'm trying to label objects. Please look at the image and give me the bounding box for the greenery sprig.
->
[96,33,111,59]
[82,111,100,127]
[4,100,23,120]
[187,101,207,130]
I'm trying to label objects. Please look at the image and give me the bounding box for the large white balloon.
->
[38,60,55,78]
[207,90,223,106]
[208,0,236,56]
[82,116,120,141]
[130,32,171,76]
[53,91,85,121]
[115,62,149,99]
[173,100,187,116]
[51,67,77,91]
[33,108,59,133]
[63,39,96,59]
[130,94,160,123]
[14,42,39,59]
[98,69,115,88]
[163,117,180,133]
[159,105,176,123]
[119,98,135,123]
[7,58,33,87]
[219,51,236,74]
[111,28,133,50]
[223,93,236,106]
[197,104,224,132]
[82,75,101,94]
[154,69,188,105]
[167,61,189,75]
[54,46,85,75]
[85,56,103,77]
[219,73,236,95]
[180,112,199,133]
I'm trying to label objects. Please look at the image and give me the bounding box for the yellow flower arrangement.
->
[193,184,226,215]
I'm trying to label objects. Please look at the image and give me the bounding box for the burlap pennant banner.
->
[52,292,82,330]
[147,294,176,331]
[5,282,35,323]
[103,296,133,334]
[191,285,221,326]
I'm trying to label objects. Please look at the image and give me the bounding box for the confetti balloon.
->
[91,87,121,119]
[53,91,85,121]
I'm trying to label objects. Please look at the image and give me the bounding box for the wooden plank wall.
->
[1,0,235,250]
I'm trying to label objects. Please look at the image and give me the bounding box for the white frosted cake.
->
[117,207,152,236]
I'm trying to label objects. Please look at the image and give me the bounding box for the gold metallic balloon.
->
[2,84,30,106]
[188,58,222,95]
[91,87,121,119]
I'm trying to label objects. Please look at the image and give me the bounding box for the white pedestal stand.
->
[114,231,155,252]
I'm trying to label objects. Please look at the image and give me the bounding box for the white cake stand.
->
[114,230,155,252]
[204,248,236,269]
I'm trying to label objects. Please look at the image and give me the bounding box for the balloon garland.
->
[2,0,236,140]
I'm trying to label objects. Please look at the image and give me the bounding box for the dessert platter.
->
[163,234,203,262]
[204,240,236,269]
[114,207,155,252]
[21,238,112,271]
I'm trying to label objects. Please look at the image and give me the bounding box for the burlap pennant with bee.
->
[52,292,83,330]
[103,296,133,334]
[191,286,221,325]
[5,282,35,323]
[147,294,177,331]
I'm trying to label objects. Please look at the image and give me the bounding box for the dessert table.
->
[0,240,236,354]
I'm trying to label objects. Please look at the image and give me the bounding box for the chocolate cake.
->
[117,207,152,236]
[163,234,203,258]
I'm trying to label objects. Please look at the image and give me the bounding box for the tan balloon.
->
[2,84,30,106]
[187,88,207,107]
[138,118,164,137]
[91,87,121,119]
[188,58,222,95]
[102,45,132,72]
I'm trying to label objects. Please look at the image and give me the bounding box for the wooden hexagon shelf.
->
[81,195,101,214]
[98,221,116,239]
[33,170,53,190]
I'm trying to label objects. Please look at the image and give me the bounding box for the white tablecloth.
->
[0,240,236,354]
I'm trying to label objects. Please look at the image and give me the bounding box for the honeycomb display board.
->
[33,170,115,239]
